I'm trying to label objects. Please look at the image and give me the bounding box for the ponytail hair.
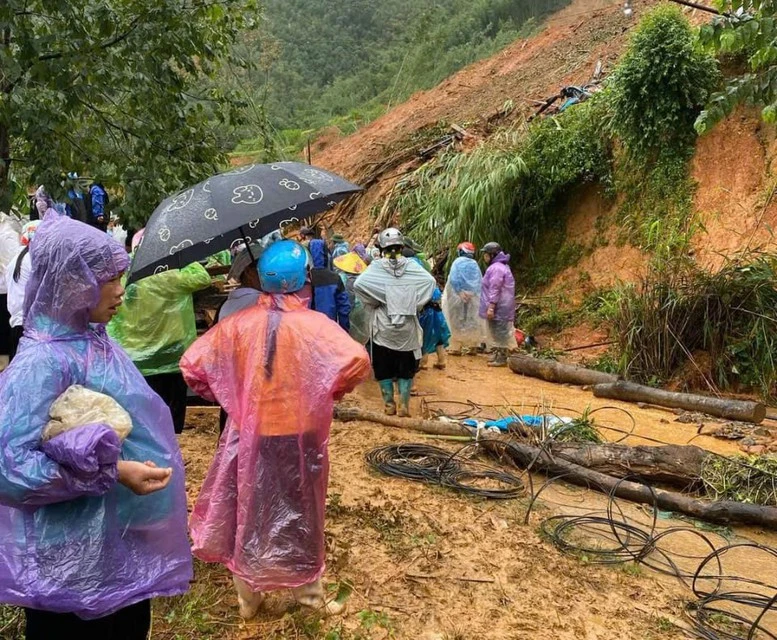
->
[12,246,29,283]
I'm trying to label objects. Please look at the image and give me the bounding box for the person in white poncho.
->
[354,228,435,417]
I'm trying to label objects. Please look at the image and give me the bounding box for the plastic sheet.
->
[0,212,192,618]
[181,291,370,591]
[442,256,484,349]
[43,385,133,442]
[107,262,211,375]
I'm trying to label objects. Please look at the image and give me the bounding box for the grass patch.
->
[550,406,604,444]
[701,455,777,506]
[395,95,613,272]
[153,559,238,639]
[0,606,23,639]
[612,254,777,397]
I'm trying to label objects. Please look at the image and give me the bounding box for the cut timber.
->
[593,380,766,424]
[508,354,618,386]
[542,442,706,489]
[486,439,777,529]
[334,405,470,437]
[336,405,777,528]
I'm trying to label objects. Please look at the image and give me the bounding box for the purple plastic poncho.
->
[479,252,516,323]
[0,213,192,619]
[181,292,371,591]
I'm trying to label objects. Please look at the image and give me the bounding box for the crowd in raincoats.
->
[0,199,520,635]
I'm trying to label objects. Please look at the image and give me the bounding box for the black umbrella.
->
[127,162,361,283]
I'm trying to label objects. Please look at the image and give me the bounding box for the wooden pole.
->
[593,380,766,424]
[489,439,777,529]
[508,354,618,386]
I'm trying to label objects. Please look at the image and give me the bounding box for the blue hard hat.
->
[257,240,308,293]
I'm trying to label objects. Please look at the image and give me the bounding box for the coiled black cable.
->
[365,443,523,500]
[525,477,777,639]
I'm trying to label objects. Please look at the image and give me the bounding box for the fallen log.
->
[334,405,469,436]
[336,405,777,528]
[542,442,706,490]
[335,406,706,487]
[484,439,777,529]
[593,380,766,424]
[508,355,618,386]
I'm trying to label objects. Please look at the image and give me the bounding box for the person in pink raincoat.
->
[180,240,370,620]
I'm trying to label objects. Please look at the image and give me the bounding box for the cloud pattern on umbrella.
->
[128,162,360,283]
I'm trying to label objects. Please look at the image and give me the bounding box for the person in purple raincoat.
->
[479,242,516,367]
[0,212,192,638]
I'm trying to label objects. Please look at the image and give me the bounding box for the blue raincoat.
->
[309,239,350,330]
[420,287,451,354]
[0,213,192,619]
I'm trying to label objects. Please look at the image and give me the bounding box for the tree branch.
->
[38,14,144,62]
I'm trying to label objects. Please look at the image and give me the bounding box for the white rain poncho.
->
[0,214,21,295]
[354,256,435,358]
[442,256,485,349]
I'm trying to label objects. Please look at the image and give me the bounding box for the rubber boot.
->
[434,345,447,370]
[488,348,508,367]
[293,578,346,616]
[233,575,265,620]
[378,379,396,415]
[397,378,413,417]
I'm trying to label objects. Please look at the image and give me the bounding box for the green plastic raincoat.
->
[107,263,211,376]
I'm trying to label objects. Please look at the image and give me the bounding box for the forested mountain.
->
[234,0,570,150]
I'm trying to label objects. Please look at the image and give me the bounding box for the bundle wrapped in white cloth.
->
[43,385,133,442]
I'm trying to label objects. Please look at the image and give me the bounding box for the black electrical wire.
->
[523,477,777,640]
[375,400,777,638]
[365,443,459,482]
[365,443,524,499]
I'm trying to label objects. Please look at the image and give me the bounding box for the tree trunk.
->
[508,354,618,386]
[334,405,471,436]
[334,405,707,487]
[593,380,766,424]
[540,442,707,489]
[334,405,777,528]
[486,439,777,529]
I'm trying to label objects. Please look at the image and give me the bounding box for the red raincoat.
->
[181,292,370,590]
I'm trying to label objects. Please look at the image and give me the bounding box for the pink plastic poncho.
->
[181,292,370,591]
[0,213,192,619]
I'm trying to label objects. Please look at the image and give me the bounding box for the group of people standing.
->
[443,240,517,367]
[0,204,518,638]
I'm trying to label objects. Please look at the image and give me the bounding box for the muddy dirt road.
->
[164,354,777,640]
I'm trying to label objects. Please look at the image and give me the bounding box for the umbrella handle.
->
[240,226,255,263]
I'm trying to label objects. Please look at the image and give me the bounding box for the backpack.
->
[67,190,89,223]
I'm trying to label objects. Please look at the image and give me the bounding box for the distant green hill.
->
[232,0,570,157]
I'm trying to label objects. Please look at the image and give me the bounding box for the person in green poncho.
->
[107,229,212,433]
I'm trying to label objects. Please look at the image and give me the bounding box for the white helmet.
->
[378,227,404,250]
